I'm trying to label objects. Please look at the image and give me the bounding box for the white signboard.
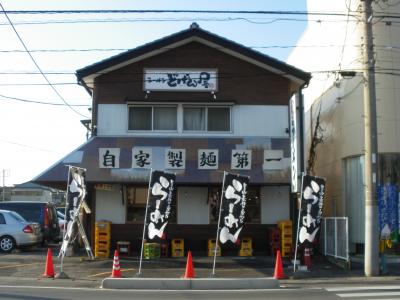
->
[290,96,298,192]
[263,150,283,170]
[144,69,217,91]
[198,149,219,169]
[165,149,186,169]
[231,150,252,170]
[132,147,152,169]
[99,148,120,168]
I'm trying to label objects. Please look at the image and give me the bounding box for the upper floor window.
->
[183,106,231,132]
[128,106,177,131]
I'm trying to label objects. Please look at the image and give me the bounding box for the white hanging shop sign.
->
[143,68,217,91]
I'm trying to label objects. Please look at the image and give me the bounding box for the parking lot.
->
[0,244,281,288]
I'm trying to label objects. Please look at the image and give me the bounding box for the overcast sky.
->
[0,0,308,186]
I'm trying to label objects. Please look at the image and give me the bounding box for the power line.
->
[0,44,363,54]
[0,3,90,119]
[0,137,60,153]
[0,94,90,106]
[0,9,357,17]
[0,16,362,26]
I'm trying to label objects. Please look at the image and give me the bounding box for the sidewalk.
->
[0,246,399,289]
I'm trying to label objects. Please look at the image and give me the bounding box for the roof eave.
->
[76,26,310,91]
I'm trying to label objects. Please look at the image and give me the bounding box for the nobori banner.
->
[144,69,217,91]
[146,170,176,241]
[219,173,249,244]
[298,174,326,247]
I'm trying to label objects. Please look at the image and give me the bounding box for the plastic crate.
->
[95,232,111,243]
[171,239,184,257]
[239,249,253,257]
[207,239,221,257]
[160,242,169,257]
[269,228,281,242]
[95,221,111,233]
[240,238,252,250]
[239,238,253,257]
[144,243,160,259]
[95,249,110,258]
[117,241,131,256]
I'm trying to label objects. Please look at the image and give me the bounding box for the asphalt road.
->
[2,285,400,300]
[0,286,338,300]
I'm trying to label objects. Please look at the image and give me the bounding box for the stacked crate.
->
[171,239,184,257]
[269,228,281,256]
[95,221,111,258]
[239,237,253,256]
[207,239,221,257]
[160,240,169,257]
[144,243,160,259]
[278,220,292,257]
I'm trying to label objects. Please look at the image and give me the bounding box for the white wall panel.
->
[98,104,289,137]
[177,187,209,224]
[261,186,290,224]
[97,104,127,135]
[95,187,125,223]
[233,105,288,137]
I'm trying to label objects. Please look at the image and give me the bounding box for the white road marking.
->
[326,286,400,292]
[337,291,400,297]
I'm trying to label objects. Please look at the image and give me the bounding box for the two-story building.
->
[34,23,310,255]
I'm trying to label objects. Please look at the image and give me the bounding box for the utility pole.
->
[362,0,379,276]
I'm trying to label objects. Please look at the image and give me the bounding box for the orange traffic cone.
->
[183,251,195,278]
[43,248,55,278]
[273,250,285,279]
[111,250,122,278]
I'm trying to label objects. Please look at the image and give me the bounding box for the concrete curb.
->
[101,277,280,290]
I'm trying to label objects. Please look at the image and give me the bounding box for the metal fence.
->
[319,217,349,262]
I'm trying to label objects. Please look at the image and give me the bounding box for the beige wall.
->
[289,0,400,219]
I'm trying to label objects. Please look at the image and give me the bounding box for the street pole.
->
[362,0,379,276]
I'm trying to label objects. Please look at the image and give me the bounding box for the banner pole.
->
[136,168,153,277]
[293,172,304,273]
[59,165,72,275]
[211,171,226,277]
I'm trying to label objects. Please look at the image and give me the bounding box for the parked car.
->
[0,209,43,252]
[57,211,66,240]
[56,207,65,215]
[0,201,60,243]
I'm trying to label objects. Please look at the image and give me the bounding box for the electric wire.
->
[0,9,357,17]
[0,3,89,118]
[0,94,90,106]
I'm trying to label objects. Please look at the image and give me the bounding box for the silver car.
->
[0,209,43,253]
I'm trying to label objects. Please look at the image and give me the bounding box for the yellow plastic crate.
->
[240,238,252,250]
[95,249,110,258]
[239,249,253,257]
[239,238,253,257]
[95,232,111,242]
[207,239,221,257]
[278,220,292,231]
[171,239,184,257]
[281,248,292,257]
[95,221,111,233]
[95,241,111,250]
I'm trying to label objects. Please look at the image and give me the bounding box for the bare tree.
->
[307,104,324,175]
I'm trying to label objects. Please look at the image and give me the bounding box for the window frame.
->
[128,104,178,132]
[182,105,232,133]
[125,186,177,224]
